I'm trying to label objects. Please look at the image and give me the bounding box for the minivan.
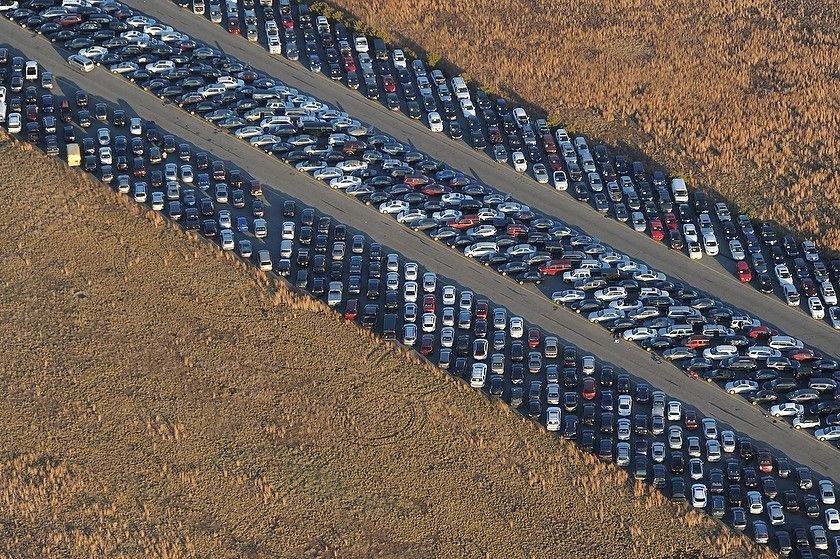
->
[24,60,38,81]
[67,54,94,72]
[671,178,689,203]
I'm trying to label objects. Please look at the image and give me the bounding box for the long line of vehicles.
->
[5,0,837,449]
[168,0,840,332]
[2,49,839,557]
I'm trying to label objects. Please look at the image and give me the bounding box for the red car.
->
[747,325,776,340]
[506,223,528,237]
[281,14,294,29]
[58,14,84,27]
[547,154,564,171]
[649,218,665,241]
[538,259,573,276]
[527,328,541,349]
[683,335,712,350]
[403,174,430,187]
[475,300,489,319]
[382,74,396,93]
[25,105,39,122]
[227,17,240,34]
[789,349,821,362]
[736,260,752,282]
[542,134,557,153]
[419,334,434,355]
[663,212,678,231]
[582,376,597,400]
[343,299,358,320]
[343,55,356,72]
[447,215,480,229]
[422,294,436,314]
[420,183,448,196]
[684,410,699,430]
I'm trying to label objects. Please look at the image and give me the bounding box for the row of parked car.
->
[175,0,840,330]
[8,0,836,449]
[3,44,839,557]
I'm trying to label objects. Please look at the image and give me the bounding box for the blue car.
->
[236,216,249,232]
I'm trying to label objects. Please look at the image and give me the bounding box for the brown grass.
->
[0,130,775,558]
[315,0,840,252]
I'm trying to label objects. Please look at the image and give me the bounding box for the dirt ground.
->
[316,0,840,253]
[0,132,773,558]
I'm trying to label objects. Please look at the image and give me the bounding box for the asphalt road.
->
[4,19,838,482]
[122,0,840,356]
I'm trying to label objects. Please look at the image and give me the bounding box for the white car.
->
[747,490,764,514]
[422,272,437,293]
[551,289,586,303]
[820,480,836,505]
[464,242,498,258]
[421,312,437,333]
[552,170,568,190]
[133,182,147,203]
[459,98,476,118]
[617,395,632,416]
[329,176,361,190]
[702,345,738,361]
[729,239,745,260]
[720,430,736,453]
[768,335,803,350]
[379,200,410,214]
[830,306,840,329]
[353,35,369,53]
[396,209,427,224]
[725,380,759,394]
[682,223,699,242]
[219,229,234,251]
[129,117,143,136]
[427,111,443,132]
[594,286,627,301]
[509,317,524,338]
[6,112,22,133]
[792,415,821,430]
[79,46,108,61]
[150,191,165,211]
[441,285,457,306]
[820,281,838,305]
[816,426,840,441]
[667,401,682,421]
[511,151,527,172]
[622,327,657,341]
[745,346,781,360]
[470,363,487,388]
[403,281,418,303]
[440,327,455,348]
[702,234,719,256]
[145,60,175,74]
[691,484,708,509]
[391,48,407,68]
[268,38,282,54]
[180,164,193,183]
[546,407,561,431]
[402,324,417,346]
[770,403,804,417]
[825,508,840,531]
[252,218,267,238]
[98,146,112,164]
[808,296,825,319]
[775,264,794,285]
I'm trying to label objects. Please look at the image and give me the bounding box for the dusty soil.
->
[0,132,772,558]
[316,0,840,252]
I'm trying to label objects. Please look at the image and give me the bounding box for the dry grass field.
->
[0,131,774,558]
[315,0,840,252]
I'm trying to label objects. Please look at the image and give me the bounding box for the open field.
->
[0,131,773,558]
[317,0,840,252]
